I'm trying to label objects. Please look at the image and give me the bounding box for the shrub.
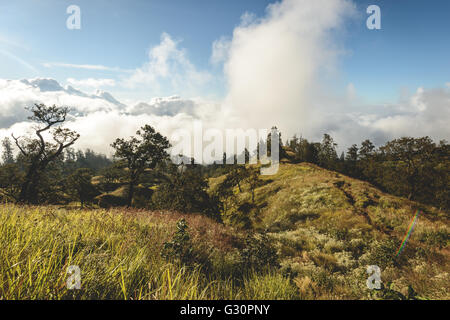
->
[310,252,341,272]
[161,219,194,265]
[152,169,221,221]
[226,201,255,229]
[419,229,449,249]
[96,193,127,208]
[240,232,279,272]
[365,238,405,268]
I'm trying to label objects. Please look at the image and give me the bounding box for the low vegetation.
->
[0,104,448,300]
[0,162,448,299]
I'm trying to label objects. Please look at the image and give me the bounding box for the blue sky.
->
[0,0,449,154]
[1,0,449,103]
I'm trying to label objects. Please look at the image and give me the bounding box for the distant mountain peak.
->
[21,78,64,92]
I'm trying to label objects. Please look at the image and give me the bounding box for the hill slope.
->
[210,162,449,299]
[0,162,448,300]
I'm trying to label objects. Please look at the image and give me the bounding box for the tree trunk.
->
[127,181,135,207]
[19,169,37,203]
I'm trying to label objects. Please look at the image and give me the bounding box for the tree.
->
[11,104,80,204]
[111,125,170,207]
[379,137,436,200]
[346,144,359,162]
[359,139,375,160]
[73,148,112,172]
[152,165,220,220]
[345,144,359,176]
[318,134,338,169]
[1,137,14,164]
[0,164,23,201]
[98,163,126,192]
[245,166,263,203]
[357,139,377,181]
[66,168,99,207]
[266,126,285,158]
[229,165,249,192]
[215,176,237,213]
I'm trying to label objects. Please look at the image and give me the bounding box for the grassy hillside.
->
[0,204,299,299]
[210,162,449,299]
[0,162,448,299]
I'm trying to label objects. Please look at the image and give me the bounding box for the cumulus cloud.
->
[0,78,125,128]
[211,36,231,65]
[123,33,213,96]
[219,0,356,136]
[369,86,450,141]
[212,0,449,148]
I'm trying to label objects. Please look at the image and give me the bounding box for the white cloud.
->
[219,0,356,135]
[0,79,121,128]
[66,78,116,88]
[211,37,231,65]
[123,33,213,96]
[0,78,220,156]
[1,0,449,156]
[213,0,449,147]
[43,62,130,73]
[369,86,450,141]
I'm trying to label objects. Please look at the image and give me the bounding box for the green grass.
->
[1,162,449,300]
[209,162,450,299]
[0,203,297,300]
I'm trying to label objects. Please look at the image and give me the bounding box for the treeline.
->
[286,134,449,210]
[0,104,222,221]
[0,104,448,216]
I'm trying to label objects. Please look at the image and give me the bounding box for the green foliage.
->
[152,166,220,220]
[96,193,127,208]
[66,168,99,206]
[365,238,405,268]
[11,104,80,204]
[318,134,338,170]
[97,164,126,192]
[0,164,23,201]
[419,229,449,249]
[240,232,279,272]
[1,137,15,164]
[161,219,194,265]
[229,201,255,229]
[67,148,113,173]
[111,124,170,207]
[287,135,319,163]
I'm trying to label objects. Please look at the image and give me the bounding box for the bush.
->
[225,201,255,229]
[152,169,221,221]
[96,194,127,208]
[161,219,194,265]
[310,252,341,272]
[419,229,449,249]
[365,238,405,268]
[240,232,279,272]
